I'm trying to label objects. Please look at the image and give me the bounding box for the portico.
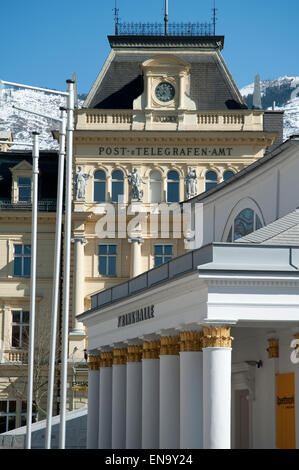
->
[79,242,299,449]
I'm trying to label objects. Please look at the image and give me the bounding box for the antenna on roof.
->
[114,0,120,35]
[164,0,169,36]
[212,0,217,35]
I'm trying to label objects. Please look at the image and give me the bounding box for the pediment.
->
[142,54,190,70]
[9,160,33,173]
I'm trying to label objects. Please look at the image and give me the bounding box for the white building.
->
[78,137,299,449]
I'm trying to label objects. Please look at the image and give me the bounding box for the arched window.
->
[94,170,106,202]
[167,170,179,203]
[205,171,218,191]
[223,170,235,181]
[111,170,124,203]
[226,208,263,241]
[149,170,162,203]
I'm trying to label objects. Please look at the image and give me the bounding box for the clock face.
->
[155,82,175,102]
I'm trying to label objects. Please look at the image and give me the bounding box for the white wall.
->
[193,142,299,247]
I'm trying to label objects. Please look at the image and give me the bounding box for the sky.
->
[1,0,298,94]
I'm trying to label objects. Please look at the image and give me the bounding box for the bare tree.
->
[4,309,61,423]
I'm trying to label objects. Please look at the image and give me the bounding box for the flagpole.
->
[25,131,39,449]
[59,79,75,449]
[45,107,67,448]
[164,0,169,36]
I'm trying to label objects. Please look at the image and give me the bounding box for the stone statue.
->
[185,167,197,199]
[128,168,145,202]
[74,166,90,200]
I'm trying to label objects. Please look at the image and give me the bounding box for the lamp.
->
[245,360,263,368]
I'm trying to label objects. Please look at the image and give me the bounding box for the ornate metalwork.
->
[116,22,213,37]
[0,199,57,212]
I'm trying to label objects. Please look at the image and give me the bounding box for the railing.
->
[78,110,133,129]
[5,349,28,363]
[0,199,57,212]
[76,109,263,132]
[116,22,214,37]
[197,113,245,126]
[90,245,212,311]
[198,114,219,125]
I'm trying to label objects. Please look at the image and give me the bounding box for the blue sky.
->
[1,0,298,94]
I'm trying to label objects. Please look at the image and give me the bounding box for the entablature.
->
[72,129,276,149]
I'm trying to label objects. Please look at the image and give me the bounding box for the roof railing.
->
[115,22,213,37]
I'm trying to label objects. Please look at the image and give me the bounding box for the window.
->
[94,170,106,202]
[0,400,17,433]
[98,244,117,276]
[226,208,263,241]
[149,170,162,203]
[13,245,31,277]
[154,244,173,267]
[18,177,31,202]
[20,401,36,427]
[11,311,29,349]
[223,170,235,181]
[167,170,179,203]
[205,171,218,191]
[111,170,124,203]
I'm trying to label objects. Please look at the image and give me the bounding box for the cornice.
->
[0,213,57,221]
[74,131,276,147]
[202,278,299,287]
[108,35,225,50]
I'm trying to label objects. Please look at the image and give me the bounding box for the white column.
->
[142,341,160,449]
[72,236,86,332]
[159,336,180,449]
[126,346,142,449]
[145,74,151,109]
[98,352,113,449]
[202,326,233,449]
[129,238,143,278]
[180,331,203,449]
[112,348,127,449]
[86,356,100,449]
[178,73,185,109]
[292,333,299,450]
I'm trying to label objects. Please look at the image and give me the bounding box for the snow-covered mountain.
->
[0,87,84,150]
[0,76,298,149]
[240,75,299,140]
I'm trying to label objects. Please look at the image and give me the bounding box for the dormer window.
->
[18,177,31,203]
[9,160,33,204]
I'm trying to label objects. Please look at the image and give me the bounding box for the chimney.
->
[252,74,262,110]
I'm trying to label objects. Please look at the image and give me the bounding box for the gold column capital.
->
[202,326,233,348]
[88,355,101,370]
[113,348,128,365]
[180,330,203,352]
[100,351,113,368]
[142,340,160,359]
[267,338,279,358]
[127,345,143,363]
[160,336,180,356]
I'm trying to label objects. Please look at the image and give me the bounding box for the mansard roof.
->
[84,35,245,111]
